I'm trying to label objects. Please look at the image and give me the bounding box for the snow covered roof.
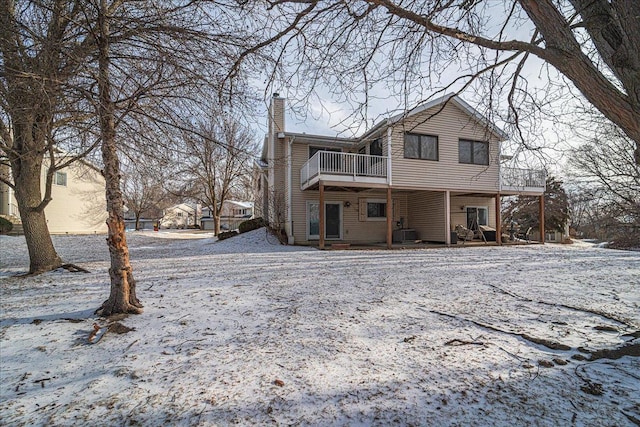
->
[226,200,253,209]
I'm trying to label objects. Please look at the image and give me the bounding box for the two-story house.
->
[201,200,254,231]
[256,93,546,248]
[0,158,107,235]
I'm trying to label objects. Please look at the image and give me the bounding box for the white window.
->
[309,146,341,159]
[466,206,488,230]
[54,171,67,186]
[307,201,342,240]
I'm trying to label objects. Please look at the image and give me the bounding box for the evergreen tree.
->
[504,176,570,234]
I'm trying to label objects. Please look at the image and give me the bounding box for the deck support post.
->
[495,193,502,246]
[319,182,325,249]
[445,191,451,245]
[539,194,545,244]
[386,187,392,249]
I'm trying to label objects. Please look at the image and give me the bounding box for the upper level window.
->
[459,139,489,165]
[54,171,67,186]
[309,146,341,159]
[370,138,383,156]
[404,133,438,161]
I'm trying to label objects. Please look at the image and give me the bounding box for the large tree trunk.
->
[2,2,63,274]
[96,0,142,316]
[214,215,221,235]
[518,0,640,164]
[10,124,62,274]
[13,173,62,274]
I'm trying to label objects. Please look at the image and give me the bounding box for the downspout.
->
[7,187,13,216]
[386,124,392,186]
[287,135,295,244]
[497,138,502,192]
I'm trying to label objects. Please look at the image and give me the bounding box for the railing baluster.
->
[300,151,389,186]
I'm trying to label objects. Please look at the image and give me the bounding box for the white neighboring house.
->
[201,200,254,231]
[0,159,107,234]
[122,206,157,231]
[160,203,199,229]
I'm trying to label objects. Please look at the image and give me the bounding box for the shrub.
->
[0,217,13,234]
[217,230,238,241]
[238,217,264,234]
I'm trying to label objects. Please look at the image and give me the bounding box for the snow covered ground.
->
[0,229,638,426]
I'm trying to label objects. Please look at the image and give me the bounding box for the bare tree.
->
[121,161,174,231]
[0,1,100,274]
[246,1,640,163]
[569,122,640,247]
[178,115,258,235]
[88,0,265,314]
[2,0,262,278]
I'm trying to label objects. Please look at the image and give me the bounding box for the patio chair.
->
[455,224,475,243]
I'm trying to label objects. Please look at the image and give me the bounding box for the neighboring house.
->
[532,223,571,243]
[160,203,199,229]
[256,93,546,248]
[201,201,254,231]
[0,159,107,234]
[123,207,156,231]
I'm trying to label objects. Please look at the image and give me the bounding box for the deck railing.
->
[501,167,546,191]
[300,151,387,188]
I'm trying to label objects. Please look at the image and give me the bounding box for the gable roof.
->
[225,200,253,209]
[361,93,509,141]
[261,93,509,156]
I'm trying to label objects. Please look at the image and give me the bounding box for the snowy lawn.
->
[0,229,639,426]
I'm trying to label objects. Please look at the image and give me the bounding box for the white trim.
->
[54,171,67,186]
[466,206,489,227]
[8,187,14,216]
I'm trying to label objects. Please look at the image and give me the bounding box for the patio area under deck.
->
[307,239,544,250]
